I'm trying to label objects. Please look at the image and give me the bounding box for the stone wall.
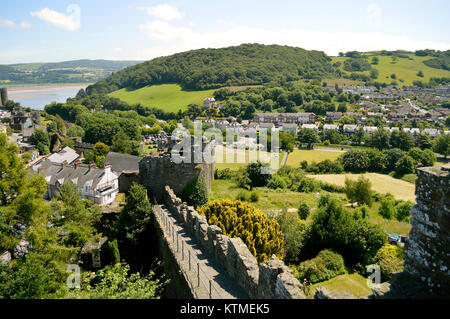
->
[139,154,214,202]
[161,186,305,299]
[402,163,450,296]
[118,171,139,194]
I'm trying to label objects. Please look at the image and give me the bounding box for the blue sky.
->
[1,0,449,64]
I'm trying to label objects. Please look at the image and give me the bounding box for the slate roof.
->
[34,161,113,190]
[47,147,79,164]
[105,152,142,173]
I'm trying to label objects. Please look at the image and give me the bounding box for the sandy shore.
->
[6,83,91,94]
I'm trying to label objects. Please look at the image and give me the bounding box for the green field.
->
[109,84,216,112]
[214,146,285,171]
[332,53,450,86]
[310,273,373,298]
[308,173,416,202]
[286,149,344,167]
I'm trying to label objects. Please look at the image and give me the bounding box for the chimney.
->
[104,162,111,174]
[74,159,81,169]
[89,161,96,170]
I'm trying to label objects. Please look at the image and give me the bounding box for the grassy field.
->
[214,146,285,171]
[286,149,344,167]
[308,173,416,202]
[310,273,373,298]
[332,53,450,86]
[109,84,216,112]
[209,180,345,213]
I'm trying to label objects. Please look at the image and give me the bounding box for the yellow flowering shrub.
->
[197,199,285,262]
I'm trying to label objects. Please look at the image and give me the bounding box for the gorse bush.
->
[198,199,285,262]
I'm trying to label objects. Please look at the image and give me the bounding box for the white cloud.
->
[0,17,16,28]
[30,4,81,31]
[19,21,32,29]
[0,17,32,29]
[138,4,184,21]
[367,3,381,29]
[137,20,450,60]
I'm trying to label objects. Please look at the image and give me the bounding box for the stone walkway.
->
[154,205,248,299]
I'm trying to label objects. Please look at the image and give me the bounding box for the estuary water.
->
[7,84,90,110]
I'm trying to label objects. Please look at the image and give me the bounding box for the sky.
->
[0,0,449,64]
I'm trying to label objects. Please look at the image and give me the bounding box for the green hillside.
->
[109,84,216,112]
[0,60,142,85]
[332,52,450,86]
[86,43,337,94]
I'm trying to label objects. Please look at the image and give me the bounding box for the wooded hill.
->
[0,60,142,85]
[85,44,337,94]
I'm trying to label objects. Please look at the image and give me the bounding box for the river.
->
[6,84,91,110]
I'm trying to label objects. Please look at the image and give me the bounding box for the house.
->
[33,160,119,205]
[403,128,420,137]
[301,124,319,131]
[105,152,142,174]
[47,146,80,165]
[384,127,400,133]
[422,128,440,138]
[366,112,384,118]
[253,113,315,125]
[343,125,359,136]
[407,113,430,121]
[388,113,405,122]
[281,123,298,134]
[346,112,364,121]
[323,124,339,132]
[259,123,275,131]
[216,119,230,130]
[363,126,378,134]
[203,97,217,109]
[326,112,342,121]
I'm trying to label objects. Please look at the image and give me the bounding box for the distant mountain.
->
[86,43,337,94]
[0,60,143,85]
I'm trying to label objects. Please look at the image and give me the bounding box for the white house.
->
[33,161,119,206]
[46,146,80,165]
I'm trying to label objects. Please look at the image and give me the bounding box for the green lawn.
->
[310,273,373,299]
[210,179,345,213]
[309,173,416,202]
[332,54,450,86]
[214,146,285,171]
[286,149,344,167]
[109,84,216,112]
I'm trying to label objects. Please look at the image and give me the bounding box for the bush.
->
[181,177,209,208]
[395,155,415,175]
[373,244,404,281]
[378,196,396,219]
[214,168,234,180]
[298,203,310,220]
[297,177,320,193]
[267,175,287,189]
[341,150,370,173]
[250,191,259,202]
[295,249,346,284]
[276,211,307,264]
[395,201,414,222]
[345,176,373,207]
[236,190,250,202]
[198,200,285,262]
[246,161,271,188]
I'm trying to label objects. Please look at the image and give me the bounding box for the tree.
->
[67,125,85,138]
[390,130,415,151]
[93,142,110,157]
[433,134,450,158]
[370,68,379,79]
[384,148,405,172]
[417,133,432,150]
[369,128,391,150]
[396,201,414,222]
[198,199,285,262]
[378,195,396,219]
[112,130,132,154]
[115,183,152,247]
[341,150,370,173]
[279,131,295,153]
[298,203,310,220]
[298,128,319,149]
[66,263,166,299]
[276,211,306,264]
[302,197,385,266]
[181,177,209,208]
[395,155,415,175]
[30,129,50,150]
[345,176,373,207]
[351,127,366,145]
[246,161,271,189]
[371,57,379,65]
